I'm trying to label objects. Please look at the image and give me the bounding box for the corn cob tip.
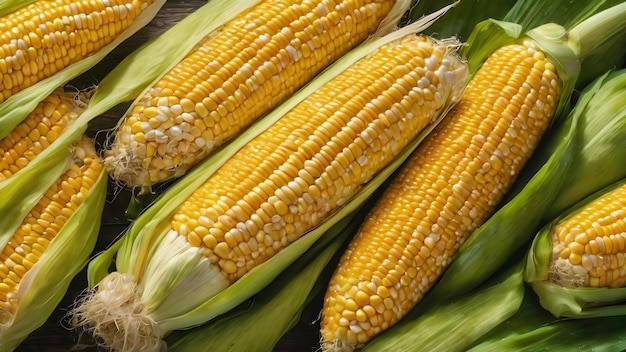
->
[72,272,164,352]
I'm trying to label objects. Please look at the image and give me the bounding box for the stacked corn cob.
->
[1,0,625,350]
[71,5,468,349]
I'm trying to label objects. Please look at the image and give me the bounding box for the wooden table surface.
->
[14,1,325,351]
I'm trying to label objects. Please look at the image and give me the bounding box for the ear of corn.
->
[72,7,467,351]
[524,176,626,318]
[417,3,626,305]
[0,136,107,351]
[320,33,561,351]
[0,0,166,140]
[103,0,412,189]
[0,89,89,250]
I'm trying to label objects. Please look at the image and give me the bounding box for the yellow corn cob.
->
[74,33,467,352]
[0,0,155,103]
[0,90,83,182]
[320,39,560,351]
[0,136,103,320]
[548,183,626,288]
[169,34,465,282]
[104,0,399,188]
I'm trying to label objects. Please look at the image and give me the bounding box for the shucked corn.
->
[321,39,560,351]
[73,32,467,352]
[104,0,402,188]
[0,0,155,103]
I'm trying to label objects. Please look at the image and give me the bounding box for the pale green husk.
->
[84,4,462,337]
[0,161,108,351]
[165,209,360,352]
[362,262,525,352]
[524,178,626,318]
[422,3,626,304]
[0,0,167,139]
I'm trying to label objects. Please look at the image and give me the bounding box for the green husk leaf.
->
[0,165,108,351]
[0,0,167,139]
[469,289,626,351]
[361,262,525,352]
[86,6,463,335]
[503,0,623,33]
[165,209,359,352]
[546,68,626,218]
[0,1,36,15]
[418,4,626,304]
[524,178,626,318]
[403,0,517,41]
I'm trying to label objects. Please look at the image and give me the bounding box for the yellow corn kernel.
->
[104,0,398,188]
[320,39,560,350]
[548,183,626,288]
[0,137,103,318]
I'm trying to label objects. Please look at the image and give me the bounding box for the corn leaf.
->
[0,0,167,139]
[0,0,36,15]
[469,290,626,351]
[166,210,358,352]
[404,0,517,40]
[524,178,626,318]
[361,262,525,352]
[503,0,623,33]
[417,4,626,304]
[0,167,108,351]
[545,69,626,218]
[86,7,461,334]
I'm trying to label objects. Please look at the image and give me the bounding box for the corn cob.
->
[320,38,560,351]
[547,183,626,288]
[0,0,155,104]
[0,136,106,350]
[104,0,405,189]
[0,90,84,182]
[73,32,467,352]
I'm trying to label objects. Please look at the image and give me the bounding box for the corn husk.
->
[423,3,626,304]
[0,0,167,139]
[165,208,361,352]
[74,5,465,351]
[404,0,517,40]
[361,262,525,352]
[524,178,626,318]
[0,139,108,351]
[468,288,626,351]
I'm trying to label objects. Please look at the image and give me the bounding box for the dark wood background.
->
[14,1,325,351]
